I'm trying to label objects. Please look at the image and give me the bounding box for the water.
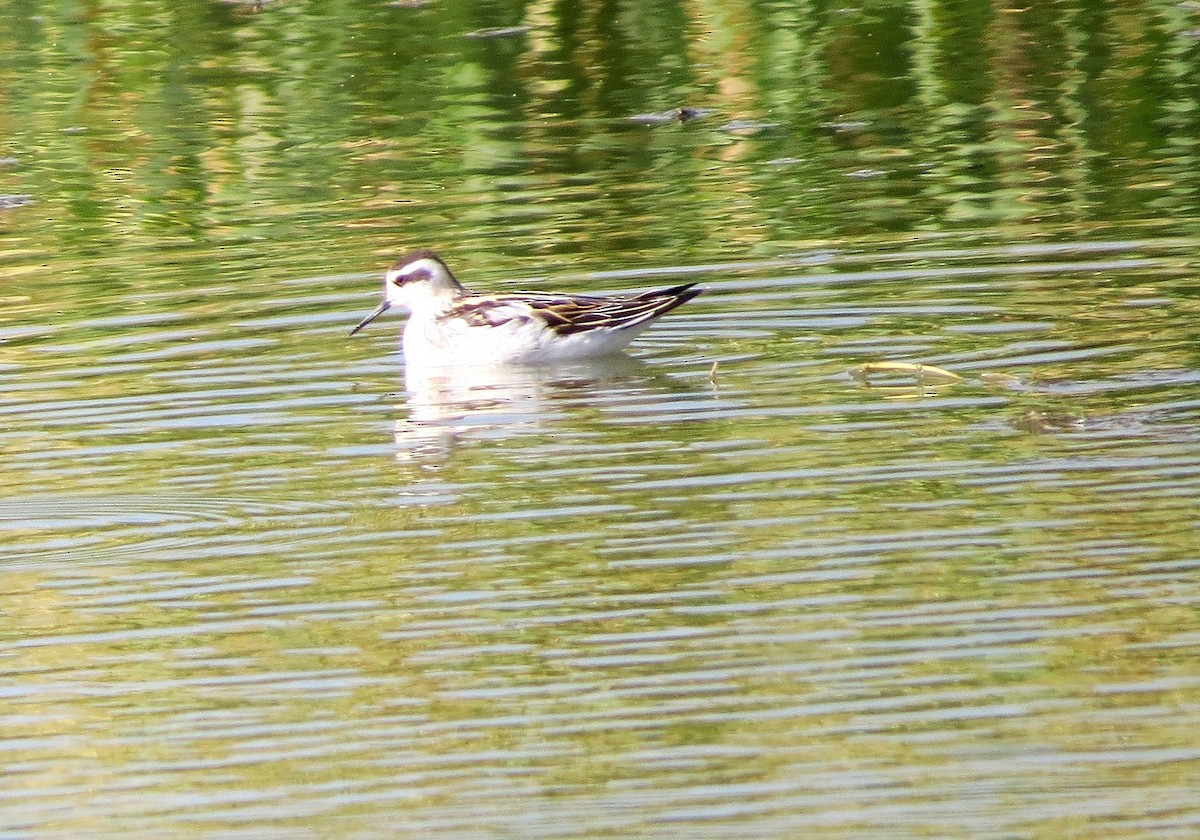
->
[3,3,1200,838]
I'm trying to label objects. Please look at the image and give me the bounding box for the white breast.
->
[401,311,648,365]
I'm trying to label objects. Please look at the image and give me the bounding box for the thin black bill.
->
[349,300,391,337]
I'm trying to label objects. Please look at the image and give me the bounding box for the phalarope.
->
[350,249,702,365]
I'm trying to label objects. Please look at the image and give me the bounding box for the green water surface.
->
[2,2,1199,837]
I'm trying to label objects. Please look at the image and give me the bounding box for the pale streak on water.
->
[2,239,1200,837]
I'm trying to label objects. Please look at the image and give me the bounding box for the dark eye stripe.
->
[394,268,428,285]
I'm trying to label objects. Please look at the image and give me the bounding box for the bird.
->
[349,249,702,365]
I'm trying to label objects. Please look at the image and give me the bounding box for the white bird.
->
[350,249,702,365]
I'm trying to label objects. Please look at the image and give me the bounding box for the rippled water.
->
[6,235,1200,837]
[4,2,1200,837]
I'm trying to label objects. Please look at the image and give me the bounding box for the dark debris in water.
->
[627,107,716,125]
[678,106,714,122]
[465,25,530,39]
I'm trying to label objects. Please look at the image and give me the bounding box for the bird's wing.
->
[509,283,702,336]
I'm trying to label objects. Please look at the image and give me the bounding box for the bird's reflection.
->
[394,355,650,463]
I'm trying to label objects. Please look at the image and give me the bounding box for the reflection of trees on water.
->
[1,0,1196,268]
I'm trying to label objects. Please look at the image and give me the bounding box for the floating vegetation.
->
[978,371,1027,390]
[852,361,964,387]
[1012,409,1085,434]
